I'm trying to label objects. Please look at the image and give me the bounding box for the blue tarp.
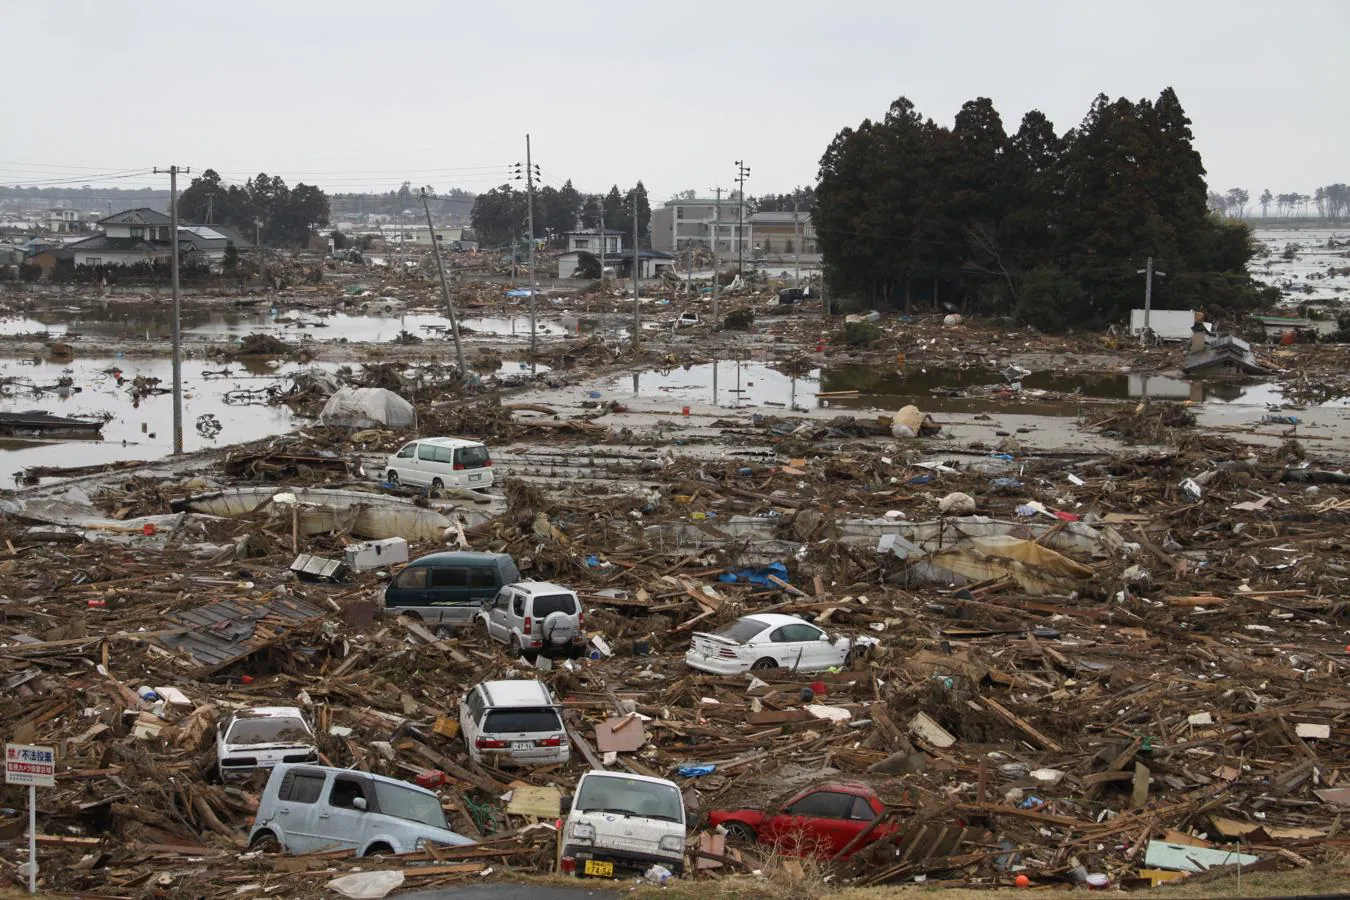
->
[718,561,789,589]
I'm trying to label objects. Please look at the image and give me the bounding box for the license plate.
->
[583,860,614,877]
[470,473,482,481]
[510,741,534,751]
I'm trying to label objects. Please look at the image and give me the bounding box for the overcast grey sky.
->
[6,0,1343,203]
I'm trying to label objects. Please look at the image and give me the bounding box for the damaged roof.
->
[155,593,328,673]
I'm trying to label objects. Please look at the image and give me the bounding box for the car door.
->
[271,769,329,852]
[768,789,855,856]
[485,588,510,641]
[319,774,374,851]
[768,624,812,670]
[459,688,485,760]
[791,623,833,670]
[390,442,416,482]
[413,442,441,486]
[427,565,469,617]
[837,795,880,856]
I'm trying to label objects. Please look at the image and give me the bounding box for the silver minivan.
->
[384,437,494,491]
[248,764,473,856]
[459,679,570,767]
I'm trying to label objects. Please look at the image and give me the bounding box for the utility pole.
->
[1136,257,1167,346]
[734,160,750,280]
[632,191,640,349]
[598,206,606,285]
[154,164,189,455]
[521,135,539,355]
[421,189,466,373]
[709,186,723,324]
[793,193,801,288]
[205,194,213,225]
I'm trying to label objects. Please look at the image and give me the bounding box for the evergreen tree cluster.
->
[815,89,1272,330]
[471,180,650,249]
[178,169,330,248]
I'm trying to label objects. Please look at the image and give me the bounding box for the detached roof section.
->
[155,593,328,673]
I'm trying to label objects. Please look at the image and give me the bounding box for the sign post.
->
[6,743,55,894]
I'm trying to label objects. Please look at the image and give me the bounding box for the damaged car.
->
[217,706,319,781]
[684,613,878,675]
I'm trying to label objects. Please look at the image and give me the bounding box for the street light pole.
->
[734,160,750,281]
[421,189,466,373]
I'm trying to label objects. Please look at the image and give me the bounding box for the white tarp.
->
[319,388,414,429]
[1129,309,1195,340]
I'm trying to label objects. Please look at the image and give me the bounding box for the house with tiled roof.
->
[67,208,252,267]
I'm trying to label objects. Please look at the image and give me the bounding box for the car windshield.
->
[575,776,684,824]
[227,716,310,745]
[532,593,577,616]
[483,708,562,734]
[714,618,768,644]
[374,783,450,830]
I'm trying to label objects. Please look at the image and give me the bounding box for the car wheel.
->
[401,610,423,622]
[723,822,757,845]
[509,635,523,657]
[364,842,393,858]
[249,831,280,853]
[386,470,399,486]
[751,657,778,671]
[479,617,493,640]
[432,477,445,491]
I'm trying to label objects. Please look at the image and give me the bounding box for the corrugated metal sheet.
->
[156,594,328,672]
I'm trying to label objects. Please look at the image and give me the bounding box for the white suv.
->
[384,437,494,491]
[459,679,570,767]
[478,581,585,659]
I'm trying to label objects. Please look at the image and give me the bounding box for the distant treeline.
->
[1208,185,1350,219]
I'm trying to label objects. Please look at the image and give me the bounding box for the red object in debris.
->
[87,599,106,608]
[707,782,898,858]
[682,406,690,416]
[416,770,447,789]
[240,675,254,685]
[1281,330,1297,346]
[1053,511,1080,523]
[1015,874,1031,888]
[810,680,827,697]
[142,523,157,536]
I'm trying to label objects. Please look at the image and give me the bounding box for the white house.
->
[565,229,624,254]
[45,209,82,233]
[557,248,676,280]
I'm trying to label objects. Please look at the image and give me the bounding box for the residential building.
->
[557,248,675,280]
[565,229,624,254]
[66,208,253,267]
[747,210,818,259]
[45,208,81,233]
[650,198,749,256]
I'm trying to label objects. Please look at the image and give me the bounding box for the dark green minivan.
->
[383,551,521,626]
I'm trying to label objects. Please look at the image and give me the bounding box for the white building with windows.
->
[564,229,624,254]
[650,197,749,256]
[67,208,252,267]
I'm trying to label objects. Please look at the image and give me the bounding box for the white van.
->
[248,764,474,856]
[384,437,494,491]
[558,771,686,879]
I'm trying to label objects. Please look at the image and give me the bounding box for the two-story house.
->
[67,208,251,267]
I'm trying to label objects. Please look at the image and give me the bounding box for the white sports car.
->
[684,613,879,675]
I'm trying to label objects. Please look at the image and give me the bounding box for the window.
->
[574,238,589,249]
[530,593,577,617]
[511,594,525,617]
[279,772,325,804]
[771,624,823,643]
[716,618,770,644]
[418,443,438,461]
[395,567,428,589]
[468,567,498,588]
[433,445,455,463]
[373,783,449,830]
[396,443,416,459]
[430,567,468,588]
[86,257,102,267]
[849,796,877,821]
[455,446,489,468]
[786,790,853,819]
[466,688,485,721]
[226,716,310,745]
[329,777,368,810]
[482,707,562,734]
[129,227,144,240]
[574,775,683,824]
[492,588,511,610]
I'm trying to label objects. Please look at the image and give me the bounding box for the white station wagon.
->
[684,613,878,675]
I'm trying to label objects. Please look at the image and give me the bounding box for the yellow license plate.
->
[583,860,614,877]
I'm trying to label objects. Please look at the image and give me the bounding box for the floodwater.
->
[0,304,623,343]
[0,356,546,484]
[615,362,1345,414]
[1252,225,1350,308]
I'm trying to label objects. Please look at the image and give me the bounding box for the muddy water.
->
[0,356,545,484]
[616,362,1342,414]
[0,305,624,343]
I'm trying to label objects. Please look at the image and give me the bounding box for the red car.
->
[706,781,898,857]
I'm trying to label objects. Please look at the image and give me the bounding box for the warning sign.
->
[5,744,55,787]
